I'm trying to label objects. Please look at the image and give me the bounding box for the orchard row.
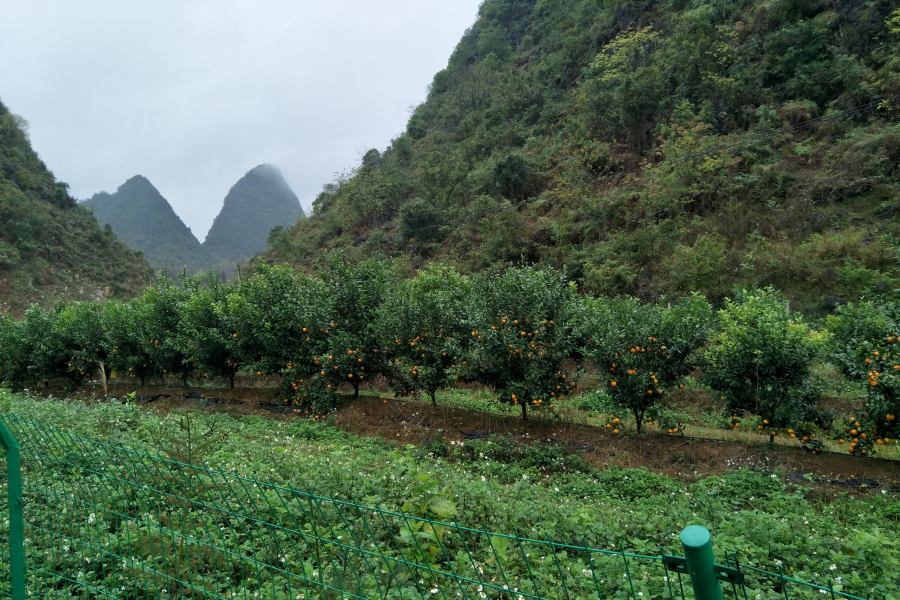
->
[0,253,897,454]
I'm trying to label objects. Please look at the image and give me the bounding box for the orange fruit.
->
[613,429,620,434]
[838,439,845,444]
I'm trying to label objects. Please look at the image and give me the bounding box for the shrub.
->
[702,288,822,426]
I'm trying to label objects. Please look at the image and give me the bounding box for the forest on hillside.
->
[0,101,153,314]
[267,0,900,313]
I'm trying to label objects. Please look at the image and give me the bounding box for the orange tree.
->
[316,252,390,399]
[377,265,472,405]
[17,304,68,390]
[826,300,900,455]
[131,276,192,385]
[173,274,243,388]
[56,301,109,392]
[702,288,822,427]
[468,265,577,421]
[0,311,29,390]
[102,300,155,385]
[579,294,714,434]
[224,263,335,413]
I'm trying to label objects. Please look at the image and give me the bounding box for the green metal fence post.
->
[0,418,25,600]
[680,526,723,600]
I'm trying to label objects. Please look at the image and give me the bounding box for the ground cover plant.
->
[0,390,897,598]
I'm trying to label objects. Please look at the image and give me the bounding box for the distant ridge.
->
[203,164,304,265]
[83,176,217,277]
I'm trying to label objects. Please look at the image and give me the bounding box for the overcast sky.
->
[0,1,482,240]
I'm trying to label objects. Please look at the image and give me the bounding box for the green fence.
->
[0,413,876,600]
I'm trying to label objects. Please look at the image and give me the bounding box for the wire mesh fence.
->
[0,413,881,600]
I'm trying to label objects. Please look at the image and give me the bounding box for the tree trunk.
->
[521,401,528,421]
[229,369,235,389]
[353,380,359,398]
[430,390,437,407]
[633,407,644,435]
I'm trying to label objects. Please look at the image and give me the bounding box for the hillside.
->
[203,164,304,265]
[266,0,900,312]
[82,175,218,277]
[0,99,152,314]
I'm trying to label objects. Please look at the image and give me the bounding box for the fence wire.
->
[0,413,881,600]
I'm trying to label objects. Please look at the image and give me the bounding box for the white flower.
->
[829,564,837,570]
[87,513,96,525]
[431,586,439,594]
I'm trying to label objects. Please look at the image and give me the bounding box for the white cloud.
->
[0,0,481,240]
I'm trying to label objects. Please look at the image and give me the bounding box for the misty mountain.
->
[202,164,304,265]
[82,165,303,277]
[82,175,217,277]
[0,99,152,314]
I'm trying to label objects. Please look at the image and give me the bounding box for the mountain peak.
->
[202,164,303,263]
[83,176,215,276]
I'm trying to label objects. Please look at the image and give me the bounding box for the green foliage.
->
[263,0,900,310]
[1,391,898,596]
[826,300,900,454]
[130,276,192,384]
[580,294,714,433]
[318,252,391,398]
[56,301,108,392]
[469,266,578,419]
[0,101,152,312]
[173,274,240,387]
[378,265,472,403]
[703,288,823,426]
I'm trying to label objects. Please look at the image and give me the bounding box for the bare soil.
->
[49,382,900,488]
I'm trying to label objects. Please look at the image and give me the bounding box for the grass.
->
[0,388,897,597]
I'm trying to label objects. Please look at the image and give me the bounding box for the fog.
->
[0,0,482,239]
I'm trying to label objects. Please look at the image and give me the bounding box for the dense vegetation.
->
[1,255,898,457]
[0,100,153,314]
[2,390,898,596]
[266,0,900,313]
[83,175,220,276]
[203,163,305,266]
[84,164,304,278]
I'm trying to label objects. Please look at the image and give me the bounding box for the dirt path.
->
[52,383,900,487]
